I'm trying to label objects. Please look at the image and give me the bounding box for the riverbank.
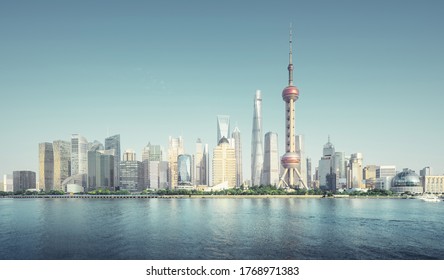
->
[0,194,405,199]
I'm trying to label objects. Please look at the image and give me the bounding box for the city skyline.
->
[1,0,444,179]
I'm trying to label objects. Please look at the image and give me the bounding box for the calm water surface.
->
[0,198,443,260]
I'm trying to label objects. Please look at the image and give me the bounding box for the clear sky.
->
[1,0,443,180]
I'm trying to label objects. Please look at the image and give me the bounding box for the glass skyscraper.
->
[71,134,88,176]
[13,171,36,192]
[105,134,120,189]
[251,90,264,186]
[232,127,243,187]
[217,115,230,144]
[177,154,192,187]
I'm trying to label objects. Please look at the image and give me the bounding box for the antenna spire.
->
[288,23,294,86]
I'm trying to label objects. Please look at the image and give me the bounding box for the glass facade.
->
[217,115,230,144]
[177,154,192,186]
[105,134,121,189]
[71,134,88,176]
[251,90,264,186]
[232,127,242,187]
[263,132,279,186]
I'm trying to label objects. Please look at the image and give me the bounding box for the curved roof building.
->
[391,169,423,194]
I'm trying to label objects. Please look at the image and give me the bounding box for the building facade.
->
[212,137,236,188]
[105,134,121,189]
[39,142,54,192]
[168,136,184,189]
[217,115,230,144]
[232,127,243,187]
[251,90,264,186]
[53,140,71,191]
[177,154,192,187]
[13,171,36,192]
[263,132,279,186]
[423,176,444,194]
[71,134,88,176]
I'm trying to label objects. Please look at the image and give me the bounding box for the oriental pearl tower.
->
[278,28,307,189]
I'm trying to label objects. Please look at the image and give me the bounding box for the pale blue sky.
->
[1,0,443,179]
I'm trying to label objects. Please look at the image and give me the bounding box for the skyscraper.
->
[13,171,36,192]
[39,142,54,192]
[263,132,279,186]
[216,115,230,144]
[348,153,364,188]
[295,135,307,187]
[306,158,312,188]
[278,28,306,188]
[71,134,88,176]
[168,136,184,189]
[194,139,208,186]
[141,143,163,189]
[177,154,192,187]
[251,90,264,186]
[212,137,236,188]
[105,134,121,189]
[318,137,335,190]
[87,149,114,191]
[53,140,71,191]
[119,149,142,192]
[231,126,243,187]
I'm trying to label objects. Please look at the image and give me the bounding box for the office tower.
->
[348,153,364,188]
[177,154,192,187]
[194,139,208,186]
[39,142,54,192]
[87,149,114,191]
[278,29,306,189]
[71,134,88,176]
[263,132,279,186]
[375,165,396,190]
[13,171,36,192]
[217,115,230,144]
[212,137,236,188]
[318,137,335,190]
[306,158,312,188]
[232,126,243,187]
[105,134,121,189]
[423,175,444,193]
[2,174,13,192]
[295,135,307,187]
[332,152,346,190]
[53,140,71,190]
[420,167,432,177]
[251,90,264,186]
[142,143,163,162]
[168,136,184,189]
[159,161,169,189]
[363,165,378,189]
[119,149,142,192]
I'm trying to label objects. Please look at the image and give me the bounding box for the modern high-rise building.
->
[53,140,71,191]
[159,161,169,189]
[363,165,378,189]
[212,137,236,188]
[263,132,279,186]
[217,115,230,144]
[119,149,142,192]
[420,167,432,177]
[87,149,114,191]
[39,142,54,192]
[71,134,88,176]
[251,90,264,186]
[278,29,306,189]
[177,154,192,187]
[13,171,36,192]
[168,136,184,189]
[295,135,307,187]
[142,143,163,162]
[231,126,243,187]
[306,158,312,188]
[194,139,208,186]
[318,137,335,190]
[105,134,121,189]
[2,174,13,192]
[141,143,163,190]
[348,153,364,188]
[332,151,346,190]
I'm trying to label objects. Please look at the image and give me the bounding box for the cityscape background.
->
[1,0,443,185]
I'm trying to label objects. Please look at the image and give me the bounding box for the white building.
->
[263,132,279,186]
[212,137,236,188]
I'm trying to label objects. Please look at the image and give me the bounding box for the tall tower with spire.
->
[278,27,307,189]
